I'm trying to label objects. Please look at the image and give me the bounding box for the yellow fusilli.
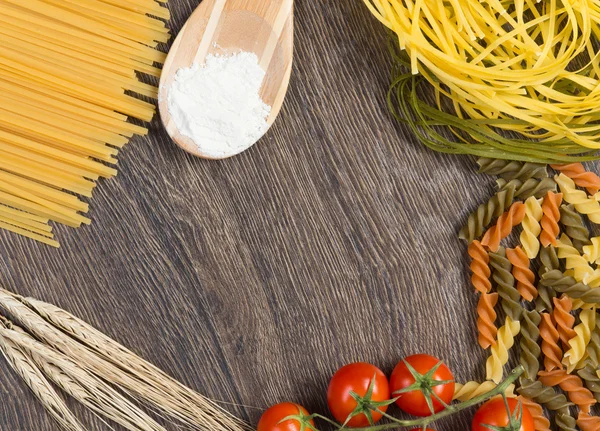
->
[564,308,597,373]
[453,381,515,401]
[557,235,600,287]
[583,237,600,265]
[486,316,520,383]
[556,174,600,224]
[520,196,543,259]
[572,299,596,310]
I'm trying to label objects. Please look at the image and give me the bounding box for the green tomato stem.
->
[331,366,524,431]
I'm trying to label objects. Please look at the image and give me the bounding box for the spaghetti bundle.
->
[364,0,600,163]
[0,0,170,247]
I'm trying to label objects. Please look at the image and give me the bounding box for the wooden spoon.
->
[158,0,294,159]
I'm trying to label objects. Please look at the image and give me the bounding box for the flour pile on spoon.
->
[168,52,271,158]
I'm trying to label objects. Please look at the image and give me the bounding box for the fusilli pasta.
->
[557,234,599,286]
[486,316,520,383]
[539,245,561,273]
[564,308,597,372]
[507,246,536,301]
[538,369,596,414]
[577,412,600,431]
[552,295,576,349]
[490,248,521,321]
[556,173,600,224]
[518,396,550,431]
[584,326,600,368]
[556,412,579,431]
[572,299,595,310]
[462,166,600,431]
[477,292,498,349]
[551,163,600,195]
[481,202,526,252]
[539,312,563,372]
[519,309,541,380]
[540,191,563,247]
[541,270,600,304]
[577,365,600,403]
[459,185,516,242]
[468,240,491,294]
[478,158,548,182]
[583,237,600,265]
[536,246,559,312]
[453,381,515,401]
[517,378,573,412]
[560,204,592,253]
[520,197,543,259]
[497,177,557,200]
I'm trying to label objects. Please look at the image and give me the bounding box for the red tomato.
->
[472,397,534,431]
[257,403,314,431]
[327,362,390,427]
[390,354,455,417]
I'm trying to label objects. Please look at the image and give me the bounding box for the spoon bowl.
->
[158,0,294,159]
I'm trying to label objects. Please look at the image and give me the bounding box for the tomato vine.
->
[278,366,524,431]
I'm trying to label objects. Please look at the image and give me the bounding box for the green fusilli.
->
[459,185,516,243]
[477,158,548,181]
[497,178,557,200]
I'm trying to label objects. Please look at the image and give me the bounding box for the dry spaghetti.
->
[0,0,170,247]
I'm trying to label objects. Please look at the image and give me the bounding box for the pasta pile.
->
[464,160,600,430]
[363,0,600,163]
[0,0,170,247]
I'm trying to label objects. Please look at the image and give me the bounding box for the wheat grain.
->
[0,317,86,431]
[0,321,166,431]
[0,289,250,431]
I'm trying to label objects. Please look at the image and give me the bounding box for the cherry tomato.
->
[472,397,534,431]
[327,362,390,427]
[257,403,314,431]
[390,354,455,417]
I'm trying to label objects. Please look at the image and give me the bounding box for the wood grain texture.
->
[0,0,580,430]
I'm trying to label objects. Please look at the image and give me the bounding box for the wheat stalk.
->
[0,289,251,431]
[0,320,166,431]
[0,317,87,431]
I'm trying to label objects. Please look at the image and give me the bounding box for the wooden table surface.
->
[0,1,510,430]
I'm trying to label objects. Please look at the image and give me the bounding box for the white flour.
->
[167,52,271,158]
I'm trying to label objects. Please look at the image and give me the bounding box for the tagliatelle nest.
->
[364,0,600,162]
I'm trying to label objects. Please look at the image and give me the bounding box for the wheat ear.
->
[0,317,87,431]
[0,289,250,431]
[20,292,251,431]
[0,321,166,431]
